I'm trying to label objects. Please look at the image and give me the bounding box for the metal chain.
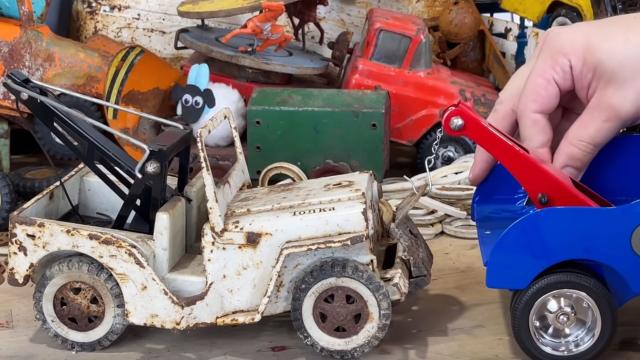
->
[425,127,444,170]
[422,127,444,196]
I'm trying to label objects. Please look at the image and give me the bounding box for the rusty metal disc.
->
[53,281,106,332]
[177,27,329,76]
[178,0,299,19]
[328,31,353,67]
[438,0,481,43]
[312,286,370,338]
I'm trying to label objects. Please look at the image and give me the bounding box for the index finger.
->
[516,29,577,164]
[469,64,531,185]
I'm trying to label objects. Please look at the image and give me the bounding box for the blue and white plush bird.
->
[172,63,246,147]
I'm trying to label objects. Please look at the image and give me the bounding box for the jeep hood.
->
[223,173,377,241]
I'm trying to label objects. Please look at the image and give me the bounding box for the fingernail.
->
[561,166,580,179]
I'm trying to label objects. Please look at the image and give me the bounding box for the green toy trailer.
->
[248,88,389,180]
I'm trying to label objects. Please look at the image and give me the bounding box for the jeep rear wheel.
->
[34,256,127,352]
[291,259,391,359]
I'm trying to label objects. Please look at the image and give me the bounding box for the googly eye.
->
[182,94,193,107]
[193,96,203,109]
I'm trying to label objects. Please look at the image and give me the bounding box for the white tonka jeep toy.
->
[3,72,433,359]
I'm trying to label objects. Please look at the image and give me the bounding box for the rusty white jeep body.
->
[7,109,432,358]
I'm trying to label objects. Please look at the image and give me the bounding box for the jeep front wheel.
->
[34,256,127,352]
[291,259,392,359]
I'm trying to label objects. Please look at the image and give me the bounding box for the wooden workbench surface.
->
[1,236,639,359]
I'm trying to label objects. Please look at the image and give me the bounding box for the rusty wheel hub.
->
[312,286,369,338]
[53,281,105,332]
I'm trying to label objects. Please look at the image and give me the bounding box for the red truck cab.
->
[342,8,498,170]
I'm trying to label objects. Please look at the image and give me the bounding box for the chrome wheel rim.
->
[529,289,601,356]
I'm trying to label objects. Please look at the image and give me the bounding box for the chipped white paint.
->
[8,108,426,331]
[72,0,434,59]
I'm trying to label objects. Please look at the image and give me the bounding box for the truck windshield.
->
[410,38,433,71]
[370,30,411,68]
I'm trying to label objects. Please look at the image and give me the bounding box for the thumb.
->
[553,97,625,178]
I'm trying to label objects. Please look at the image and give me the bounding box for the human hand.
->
[470,14,640,185]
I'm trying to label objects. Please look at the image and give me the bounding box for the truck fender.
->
[393,109,442,145]
[484,204,640,306]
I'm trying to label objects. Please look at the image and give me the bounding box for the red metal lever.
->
[442,102,611,208]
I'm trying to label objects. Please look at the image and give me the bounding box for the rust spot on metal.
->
[15,217,37,226]
[349,234,366,245]
[184,322,214,329]
[88,233,102,242]
[181,283,213,307]
[96,236,123,249]
[14,239,27,256]
[324,180,355,190]
[7,271,29,287]
[246,232,267,246]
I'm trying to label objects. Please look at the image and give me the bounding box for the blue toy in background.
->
[443,102,640,360]
[0,0,47,22]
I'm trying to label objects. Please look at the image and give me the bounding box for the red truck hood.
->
[433,64,498,118]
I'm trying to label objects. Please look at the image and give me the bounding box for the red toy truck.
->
[185,8,498,170]
[342,8,497,170]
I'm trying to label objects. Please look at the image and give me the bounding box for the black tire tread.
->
[0,172,16,231]
[291,258,391,359]
[416,125,474,172]
[9,166,69,197]
[33,256,127,352]
[511,272,615,360]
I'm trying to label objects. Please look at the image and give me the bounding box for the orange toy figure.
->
[221,1,293,53]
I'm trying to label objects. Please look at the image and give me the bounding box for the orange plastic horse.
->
[221,1,293,53]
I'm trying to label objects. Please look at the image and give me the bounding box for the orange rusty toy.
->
[221,1,293,53]
[0,0,184,160]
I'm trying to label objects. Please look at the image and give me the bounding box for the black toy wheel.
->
[34,256,127,352]
[549,6,582,27]
[511,272,615,360]
[32,94,103,161]
[9,165,69,197]
[0,172,16,231]
[291,259,392,359]
[416,126,475,172]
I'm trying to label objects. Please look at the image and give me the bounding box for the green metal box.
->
[247,88,389,180]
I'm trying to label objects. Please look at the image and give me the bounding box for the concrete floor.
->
[2,236,640,360]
